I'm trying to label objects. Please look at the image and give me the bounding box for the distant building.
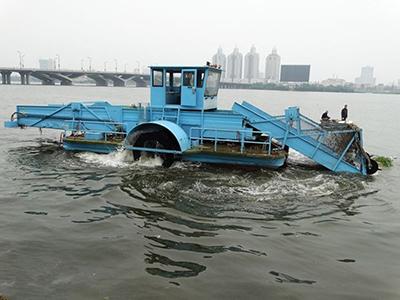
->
[321,77,347,86]
[244,45,259,83]
[280,65,311,82]
[212,47,227,79]
[355,66,376,86]
[265,47,281,82]
[227,47,243,82]
[39,58,55,70]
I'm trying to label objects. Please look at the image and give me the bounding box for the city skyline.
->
[212,46,382,86]
[212,46,310,83]
[5,45,394,86]
[7,49,385,86]
[1,0,399,84]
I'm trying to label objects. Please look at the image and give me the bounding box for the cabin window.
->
[152,69,163,87]
[166,71,181,87]
[165,71,182,105]
[183,71,194,87]
[205,70,221,96]
[197,70,205,88]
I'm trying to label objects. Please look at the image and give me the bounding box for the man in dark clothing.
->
[341,105,348,121]
[321,110,330,121]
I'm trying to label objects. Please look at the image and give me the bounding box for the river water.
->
[0,85,399,299]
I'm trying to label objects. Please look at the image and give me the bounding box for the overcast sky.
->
[1,0,399,83]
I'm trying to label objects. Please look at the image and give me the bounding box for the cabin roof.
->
[149,65,221,71]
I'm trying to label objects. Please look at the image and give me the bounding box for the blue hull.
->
[182,153,286,168]
[63,140,120,154]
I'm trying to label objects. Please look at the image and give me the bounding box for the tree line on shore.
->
[248,82,400,94]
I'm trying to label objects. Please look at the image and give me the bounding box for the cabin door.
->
[181,69,197,107]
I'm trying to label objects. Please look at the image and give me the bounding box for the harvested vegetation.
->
[374,156,393,168]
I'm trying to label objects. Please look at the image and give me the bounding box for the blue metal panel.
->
[285,107,300,121]
[14,102,142,132]
[128,120,190,152]
[85,132,104,140]
[181,69,197,107]
[148,108,248,140]
[148,66,220,111]
[124,146,182,155]
[63,141,117,153]
[150,68,165,107]
[182,153,285,168]
[4,121,18,128]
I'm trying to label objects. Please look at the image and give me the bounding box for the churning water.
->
[0,85,399,299]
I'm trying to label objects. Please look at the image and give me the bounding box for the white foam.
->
[287,149,316,165]
[76,149,133,168]
[231,172,340,201]
[136,155,163,167]
[76,149,163,168]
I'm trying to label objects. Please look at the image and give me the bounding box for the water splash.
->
[76,149,163,168]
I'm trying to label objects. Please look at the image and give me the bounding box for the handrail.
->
[66,119,124,126]
[63,119,126,143]
[189,127,273,154]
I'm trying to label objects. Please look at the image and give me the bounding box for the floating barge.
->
[5,64,378,175]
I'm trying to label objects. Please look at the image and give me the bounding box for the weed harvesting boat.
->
[4,64,378,174]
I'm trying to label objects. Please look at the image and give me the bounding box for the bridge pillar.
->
[6,72,11,84]
[26,73,30,85]
[1,72,12,84]
[42,79,55,85]
[86,74,108,86]
[135,80,147,87]
[30,71,56,85]
[113,80,125,87]
[19,72,26,85]
[131,77,147,87]
[45,73,73,86]
[103,74,126,87]
[60,80,72,86]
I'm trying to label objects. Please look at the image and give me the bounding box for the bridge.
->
[0,67,150,87]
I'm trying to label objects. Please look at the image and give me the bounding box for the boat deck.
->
[186,142,286,159]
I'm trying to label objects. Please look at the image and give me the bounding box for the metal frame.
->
[190,127,273,154]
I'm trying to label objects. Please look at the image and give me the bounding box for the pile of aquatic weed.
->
[374,156,393,168]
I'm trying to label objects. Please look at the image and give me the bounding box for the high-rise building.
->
[355,66,376,86]
[226,47,243,82]
[265,47,281,82]
[212,47,227,79]
[39,58,55,70]
[244,45,259,83]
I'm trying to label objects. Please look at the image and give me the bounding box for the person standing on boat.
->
[341,105,348,121]
[321,110,330,121]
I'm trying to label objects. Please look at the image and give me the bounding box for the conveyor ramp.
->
[233,101,368,174]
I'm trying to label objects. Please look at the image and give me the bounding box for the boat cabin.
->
[149,65,222,110]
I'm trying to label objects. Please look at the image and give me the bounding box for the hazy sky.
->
[1,0,399,83]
